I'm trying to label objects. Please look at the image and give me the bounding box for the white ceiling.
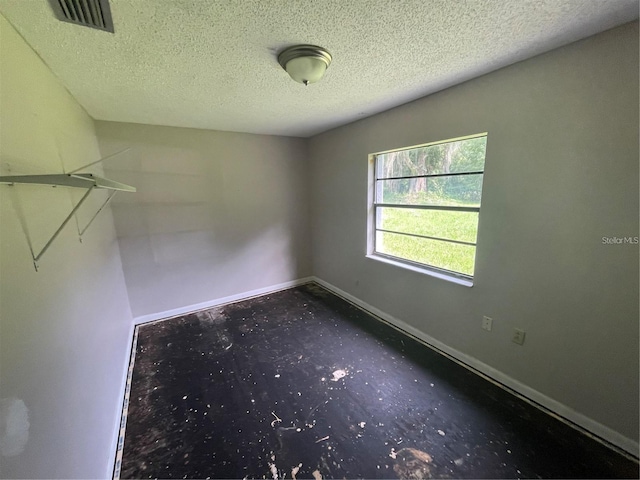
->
[0,0,637,137]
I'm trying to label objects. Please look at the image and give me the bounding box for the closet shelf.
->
[0,172,136,271]
[0,173,136,192]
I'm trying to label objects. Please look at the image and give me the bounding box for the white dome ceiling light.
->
[278,45,332,86]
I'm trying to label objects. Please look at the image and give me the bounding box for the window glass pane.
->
[376,207,478,244]
[376,231,476,276]
[376,136,486,178]
[376,174,483,207]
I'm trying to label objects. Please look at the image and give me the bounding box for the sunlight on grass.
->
[377,230,476,276]
[378,208,478,243]
[375,203,479,276]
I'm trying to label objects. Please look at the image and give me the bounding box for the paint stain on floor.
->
[117,283,639,479]
[392,448,433,479]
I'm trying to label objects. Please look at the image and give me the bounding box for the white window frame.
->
[366,133,487,286]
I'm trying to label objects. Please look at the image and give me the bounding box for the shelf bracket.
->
[67,147,131,175]
[78,190,117,241]
[32,186,94,271]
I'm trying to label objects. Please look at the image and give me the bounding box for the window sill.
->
[366,254,474,287]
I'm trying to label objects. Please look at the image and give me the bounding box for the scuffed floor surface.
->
[119,283,639,479]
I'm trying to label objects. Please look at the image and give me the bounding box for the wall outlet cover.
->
[482,316,493,331]
[512,328,526,345]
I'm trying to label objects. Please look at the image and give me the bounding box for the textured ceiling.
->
[0,0,637,137]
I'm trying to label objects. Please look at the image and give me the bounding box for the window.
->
[369,133,487,282]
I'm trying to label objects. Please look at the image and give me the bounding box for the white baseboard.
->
[133,277,315,325]
[311,276,640,459]
[109,320,137,479]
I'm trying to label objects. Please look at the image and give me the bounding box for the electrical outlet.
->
[512,328,526,345]
[482,316,493,331]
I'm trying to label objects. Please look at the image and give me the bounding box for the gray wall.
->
[309,22,639,446]
[0,15,133,478]
[96,122,311,319]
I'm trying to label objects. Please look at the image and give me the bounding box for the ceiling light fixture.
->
[278,45,332,86]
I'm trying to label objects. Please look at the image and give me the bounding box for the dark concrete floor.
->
[118,283,639,479]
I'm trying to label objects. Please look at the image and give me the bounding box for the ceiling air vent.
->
[48,0,114,33]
